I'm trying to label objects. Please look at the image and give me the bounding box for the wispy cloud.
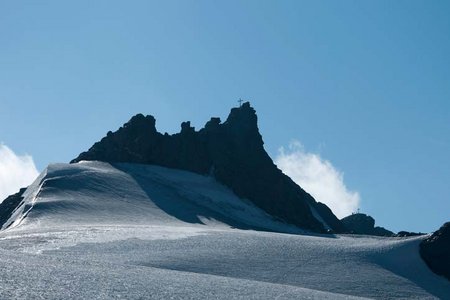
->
[275,141,360,219]
[0,144,39,203]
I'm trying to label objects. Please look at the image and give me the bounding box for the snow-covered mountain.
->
[2,161,304,233]
[0,161,449,299]
[0,104,448,298]
[70,102,344,233]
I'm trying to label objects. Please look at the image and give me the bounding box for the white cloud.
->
[0,144,39,203]
[275,141,360,219]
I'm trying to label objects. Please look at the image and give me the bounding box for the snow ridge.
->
[3,161,303,233]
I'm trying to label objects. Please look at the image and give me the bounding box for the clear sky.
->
[1,1,449,232]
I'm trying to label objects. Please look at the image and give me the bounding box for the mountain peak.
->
[225,102,258,129]
[125,113,157,132]
[71,102,344,233]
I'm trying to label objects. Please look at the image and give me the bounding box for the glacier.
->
[0,161,449,299]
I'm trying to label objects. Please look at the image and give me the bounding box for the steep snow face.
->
[3,161,303,233]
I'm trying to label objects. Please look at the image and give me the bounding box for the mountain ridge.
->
[71,102,344,233]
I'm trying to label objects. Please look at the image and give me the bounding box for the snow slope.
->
[0,161,448,299]
[2,161,304,232]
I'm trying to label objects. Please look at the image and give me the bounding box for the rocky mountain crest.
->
[72,102,345,233]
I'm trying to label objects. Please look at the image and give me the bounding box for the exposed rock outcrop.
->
[420,222,450,281]
[394,231,425,237]
[341,213,394,236]
[71,102,345,233]
[0,188,26,229]
[372,226,395,237]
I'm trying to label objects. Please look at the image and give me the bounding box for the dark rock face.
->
[372,226,395,237]
[0,188,26,229]
[341,213,375,234]
[395,231,425,237]
[72,102,345,233]
[341,213,394,236]
[314,202,345,232]
[420,222,450,281]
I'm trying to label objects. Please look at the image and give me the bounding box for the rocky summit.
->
[340,213,393,236]
[71,102,344,233]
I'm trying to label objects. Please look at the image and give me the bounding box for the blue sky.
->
[1,1,449,232]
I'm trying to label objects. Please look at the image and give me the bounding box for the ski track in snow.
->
[0,161,448,299]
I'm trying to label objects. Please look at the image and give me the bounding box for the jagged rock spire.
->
[71,102,345,233]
